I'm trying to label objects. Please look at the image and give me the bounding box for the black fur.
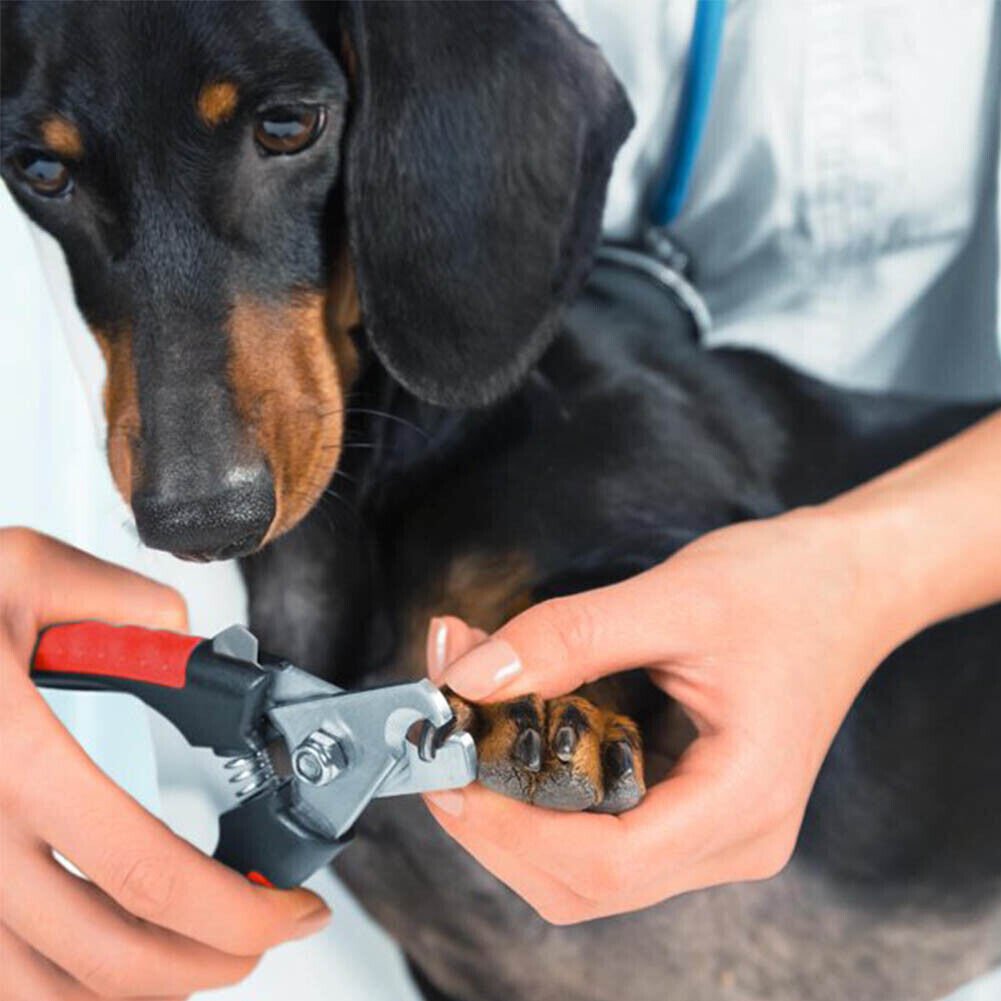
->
[337,1,634,406]
[3,3,1000,1000]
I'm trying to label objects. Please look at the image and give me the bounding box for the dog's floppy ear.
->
[341,1,633,407]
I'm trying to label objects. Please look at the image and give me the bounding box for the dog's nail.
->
[604,741,634,780]
[440,638,521,700]
[554,725,577,763]
[426,790,465,818]
[513,728,542,772]
[427,617,450,680]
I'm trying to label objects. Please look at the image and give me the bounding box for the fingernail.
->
[296,895,330,921]
[426,790,465,818]
[292,916,332,936]
[294,908,332,938]
[440,638,521,700]
[427,617,450,681]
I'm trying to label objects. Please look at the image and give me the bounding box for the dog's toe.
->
[472,695,546,801]
[448,690,645,814]
[593,734,644,814]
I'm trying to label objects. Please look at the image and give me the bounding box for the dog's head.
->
[1,0,632,560]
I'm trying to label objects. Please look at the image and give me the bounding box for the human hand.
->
[0,528,330,1000]
[423,509,914,924]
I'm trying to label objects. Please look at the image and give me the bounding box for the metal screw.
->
[291,730,345,786]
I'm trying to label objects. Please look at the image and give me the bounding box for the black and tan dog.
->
[3,3,1000,1000]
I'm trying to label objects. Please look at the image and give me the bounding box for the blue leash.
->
[648,0,727,227]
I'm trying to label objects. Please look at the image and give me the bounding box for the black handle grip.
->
[215,785,350,888]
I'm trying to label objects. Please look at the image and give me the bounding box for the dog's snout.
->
[133,464,276,561]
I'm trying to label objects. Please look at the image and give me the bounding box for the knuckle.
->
[153,585,189,630]
[77,949,132,996]
[752,832,797,881]
[0,526,41,564]
[114,854,177,921]
[0,528,41,590]
[218,953,260,987]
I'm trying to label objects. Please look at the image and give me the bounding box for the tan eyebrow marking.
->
[197,81,239,128]
[41,116,83,159]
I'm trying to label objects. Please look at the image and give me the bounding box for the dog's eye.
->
[254,106,325,155]
[12,151,72,197]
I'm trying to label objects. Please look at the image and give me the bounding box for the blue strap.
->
[648,0,728,227]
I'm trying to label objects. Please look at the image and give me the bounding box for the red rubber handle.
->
[32,622,202,689]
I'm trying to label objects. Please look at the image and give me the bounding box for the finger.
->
[4,689,330,956]
[0,528,188,647]
[429,737,741,903]
[423,795,599,925]
[3,841,260,996]
[437,566,686,701]
[426,784,632,902]
[426,616,487,681]
[0,927,190,1001]
[0,924,101,1001]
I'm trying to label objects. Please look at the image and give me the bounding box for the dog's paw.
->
[446,692,645,813]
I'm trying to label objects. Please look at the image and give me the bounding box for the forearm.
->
[819,408,1001,651]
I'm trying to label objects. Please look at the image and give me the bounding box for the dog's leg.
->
[406,960,465,1001]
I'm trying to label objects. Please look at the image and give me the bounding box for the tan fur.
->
[41,116,83,158]
[442,551,536,629]
[545,694,607,793]
[227,282,359,542]
[474,696,543,768]
[86,253,360,540]
[327,246,362,385]
[197,81,239,127]
[339,28,357,82]
[91,327,140,503]
[403,550,535,680]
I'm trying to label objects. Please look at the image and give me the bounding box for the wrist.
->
[796,492,928,656]
[781,501,926,668]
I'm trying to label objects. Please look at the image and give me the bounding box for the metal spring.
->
[224,747,277,800]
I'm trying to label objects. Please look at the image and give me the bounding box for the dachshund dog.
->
[3,3,1000,1000]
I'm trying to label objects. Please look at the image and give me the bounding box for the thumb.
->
[438,568,680,702]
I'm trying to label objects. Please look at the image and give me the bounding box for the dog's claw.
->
[513,728,542,772]
[604,740,634,780]
[554,725,577,762]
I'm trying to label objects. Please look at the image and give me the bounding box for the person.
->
[424,415,1001,920]
[2,2,999,1000]
[0,531,332,997]
[422,0,1001,986]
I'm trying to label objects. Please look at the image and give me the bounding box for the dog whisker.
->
[345,407,429,440]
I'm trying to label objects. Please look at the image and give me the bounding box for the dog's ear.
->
[340,0,633,407]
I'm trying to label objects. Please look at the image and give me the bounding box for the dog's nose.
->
[133,464,276,561]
